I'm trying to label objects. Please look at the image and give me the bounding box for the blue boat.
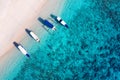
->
[44,20,56,31]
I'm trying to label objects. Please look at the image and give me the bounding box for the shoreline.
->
[0,0,65,79]
[0,0,65,57]
[0,0,47,57]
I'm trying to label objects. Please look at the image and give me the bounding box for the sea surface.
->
[4,0,120,80]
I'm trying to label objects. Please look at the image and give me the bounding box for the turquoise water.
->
[7,0,120,79]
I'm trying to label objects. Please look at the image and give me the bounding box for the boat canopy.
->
[44,20,53,28]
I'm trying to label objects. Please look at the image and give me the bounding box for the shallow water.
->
[10,0,120,79]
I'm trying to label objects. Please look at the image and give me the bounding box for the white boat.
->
[26,29,40,42]
[13,42,30,58]
[30,31,40,42]
[56,16,68,28]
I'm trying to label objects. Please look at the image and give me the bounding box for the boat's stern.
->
[36,38,40,42]
[52,26,56,31]
[26,54,30,58]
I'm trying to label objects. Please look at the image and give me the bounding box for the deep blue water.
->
[13,0,120,80]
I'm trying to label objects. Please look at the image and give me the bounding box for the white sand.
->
[0,0,47,56]
[0,0,65,79]
[0,0,64,56]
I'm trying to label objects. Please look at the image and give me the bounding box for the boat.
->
[13,42,30,58]
[25,29,40,42]
[56,16,68,28]
[44,20,56,31]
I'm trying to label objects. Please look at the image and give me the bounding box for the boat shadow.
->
[50,14,57,22]
[38,17,45,25]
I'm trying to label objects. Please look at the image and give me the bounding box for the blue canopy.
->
[44,20,53,28]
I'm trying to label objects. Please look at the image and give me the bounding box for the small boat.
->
[29,31,40,42]
[44,20,56,31]
[13,42,30,58]
[56,16,68,28]
[25,29,40,42]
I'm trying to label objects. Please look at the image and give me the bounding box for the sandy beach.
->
[0,0,65,79]
[0,0,64,57]
[0,0,45,56]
